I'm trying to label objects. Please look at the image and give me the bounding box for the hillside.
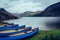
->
[0,8,18,21]
[33,2,60,17]
[13,11,42,17]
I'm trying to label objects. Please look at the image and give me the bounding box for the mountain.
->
[0,8,18,21]
[14,11,42,17]
[13,13,20,17]
[33,2,60,17]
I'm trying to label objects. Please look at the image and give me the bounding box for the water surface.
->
[4,17,58,30]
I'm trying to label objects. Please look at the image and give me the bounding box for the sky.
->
[0,0,60,13]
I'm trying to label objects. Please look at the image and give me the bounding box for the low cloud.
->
[0,0,60,13]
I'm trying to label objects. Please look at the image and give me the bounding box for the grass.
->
[25,29,60,40]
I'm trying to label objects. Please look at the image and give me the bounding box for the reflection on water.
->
[3,17,59,30]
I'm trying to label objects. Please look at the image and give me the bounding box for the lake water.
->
[3,17,59,30]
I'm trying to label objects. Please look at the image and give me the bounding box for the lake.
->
[3,17,59,30]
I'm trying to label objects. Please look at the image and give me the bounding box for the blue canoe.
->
[0,27,32,35]
[0,28,39,40]
[0,25,25,31]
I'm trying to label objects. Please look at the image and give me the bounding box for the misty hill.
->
[13,11,42,17]
[0,8,18,21]
[33,2,60,17]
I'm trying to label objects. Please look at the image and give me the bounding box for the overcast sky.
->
[0,0,60,13]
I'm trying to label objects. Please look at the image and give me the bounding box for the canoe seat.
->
[26,27,32,31]
[18,28,25,31]
[19,27,32,33]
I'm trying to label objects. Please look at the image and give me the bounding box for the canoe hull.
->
[0,28,39,40]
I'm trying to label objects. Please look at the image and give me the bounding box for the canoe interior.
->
[0,28,26,33]
[10,30,32,36]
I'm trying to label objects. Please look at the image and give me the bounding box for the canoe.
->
[0,25,25,31]
[0,28,39,40]
[0,27,32,34]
